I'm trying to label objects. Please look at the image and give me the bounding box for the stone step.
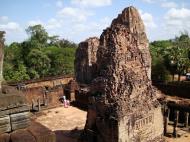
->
[10,112,31,131]
[0,121,56,142]
[0,117,10,126]
[11,119,30,131]
[0,116,11,134]
[28,121,56,142]
[0,106,30,116]
[0,125,11,135]
[10,129,36,142]
[10,112,30,122]
[0,133,10,142]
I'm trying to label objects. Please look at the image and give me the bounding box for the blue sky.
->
[0,0,190,44]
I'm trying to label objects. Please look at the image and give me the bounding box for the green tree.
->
[26,49,51,78]
[4,63,30,82]
[58,39,77,48]
[26,24,48,44]
[3,24,77,82]
[166,33,190,81]
[48,35,60,47]
[151,57,170,83]
[43,46,76,75]
[150,41,172,82]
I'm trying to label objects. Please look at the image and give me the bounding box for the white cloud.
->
[139,10,157,29]
[28,19,61,30]
[73,17,110,34]
[165,8,190,20]
[57,7,93,22]
[71,0,112,7]
[46,18,61,30]
[0,16,22,32]
[0,16,9,24]
[141,0,156,3]
[62,16,111,42]
[56,0,63,8]
[0,16,26,43]
[161,8,190,40]
[0,22,21,32]
[161,1,177,8]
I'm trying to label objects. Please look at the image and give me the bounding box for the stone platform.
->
[0,121,56,142]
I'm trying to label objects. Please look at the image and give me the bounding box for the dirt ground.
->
[35,106,87,142]
[165,124,190,142]
[35,106,190,142]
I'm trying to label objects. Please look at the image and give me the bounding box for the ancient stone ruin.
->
[0,32,56,142]
[76,6,164,142]
[75,37,99,84]
[0,32,30,134]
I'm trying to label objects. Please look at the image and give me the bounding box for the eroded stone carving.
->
[77,6,163,142]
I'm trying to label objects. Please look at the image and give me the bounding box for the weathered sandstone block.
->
[0,116,11,134]
[10,112,30,131]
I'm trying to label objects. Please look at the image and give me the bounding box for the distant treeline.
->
[3,24,190,83]
[3,24,77,82]
[150,32,190,82]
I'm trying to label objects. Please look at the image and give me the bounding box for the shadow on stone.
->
[54,128,83,142]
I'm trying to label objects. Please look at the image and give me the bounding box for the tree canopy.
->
[150,32,190,82]
[3,24,77,82]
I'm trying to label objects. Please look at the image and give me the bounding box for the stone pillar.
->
[164,106,170,136]
[38,98,41,111]
[184,112,189,128]
[43,91,48,106]
[173,110,179,138]
[53,81,55,88]
[32,99,35,111]
[0,31,5,93]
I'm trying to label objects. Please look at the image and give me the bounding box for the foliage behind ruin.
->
[3,25,77,82]
[3,24,190,83]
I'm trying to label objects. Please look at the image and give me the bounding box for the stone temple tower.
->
[76,6,164,142]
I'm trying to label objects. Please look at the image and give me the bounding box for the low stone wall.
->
[22,86,64,111]
[8,75,73,89]
[154,82,190,99]
[25,77,73,89]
